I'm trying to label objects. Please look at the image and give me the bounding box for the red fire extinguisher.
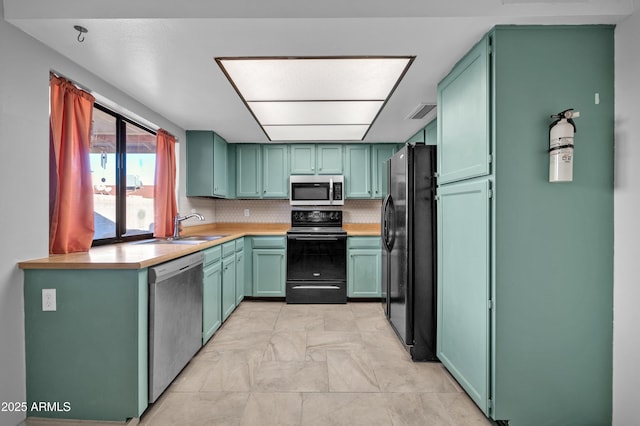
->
[549,108,580,182]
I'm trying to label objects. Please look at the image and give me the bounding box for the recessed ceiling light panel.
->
[216,56,414,141]
[263,125,369,141]
[248,101,383,125]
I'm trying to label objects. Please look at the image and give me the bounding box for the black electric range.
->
[286,210,347,304]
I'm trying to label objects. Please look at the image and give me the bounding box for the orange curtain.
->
[154,129,178,238]
[49,76,96,254]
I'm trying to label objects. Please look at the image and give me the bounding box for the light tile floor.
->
[139,301,492,426]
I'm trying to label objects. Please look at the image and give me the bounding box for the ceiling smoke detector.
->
[407,103,436,120]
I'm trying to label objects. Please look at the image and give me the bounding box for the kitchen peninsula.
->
[18,222,379,421]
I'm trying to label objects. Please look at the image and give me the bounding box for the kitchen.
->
[1,1,639,426]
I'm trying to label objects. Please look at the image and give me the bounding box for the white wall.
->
[613,7,640,426]
[0,16,189,426]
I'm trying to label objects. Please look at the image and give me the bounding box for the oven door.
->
[286,234,346,281]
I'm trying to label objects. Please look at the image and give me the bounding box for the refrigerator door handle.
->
[382,194,396,252]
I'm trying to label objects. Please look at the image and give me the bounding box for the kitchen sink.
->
[179,235,228,241]
[133,235,228,245]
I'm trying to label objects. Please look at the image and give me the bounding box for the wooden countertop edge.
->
[18,222,381,270]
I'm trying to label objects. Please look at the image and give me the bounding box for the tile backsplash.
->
[213,199,382,223]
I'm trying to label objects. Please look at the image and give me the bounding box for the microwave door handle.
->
[329,177,334,201]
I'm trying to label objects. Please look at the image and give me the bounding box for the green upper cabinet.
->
[237,144,288,199]
[424,119,437,146]
[236,144,262,198]
[290,144,316,174]
[316,144,343,174]
[186,131,229,198]
[371,144,396,198]
[437,37,490,184]
[344,144,372,198]
[262,144,289,198]
[290,144,343,175]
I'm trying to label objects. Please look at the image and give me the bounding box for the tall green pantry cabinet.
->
[436,26,614,426]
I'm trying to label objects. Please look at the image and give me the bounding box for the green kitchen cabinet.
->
[436,179,491,413]
[290,144,343,175]
[347,237,382,298]
[437,36,490,184]
[371,144,397,198]
[262,144,289,198]
[23,269,149,421]
[316,144,343,174]
[186,130,229,198]
[252,249,286,296]
[290,144,316,174]
[235,238,245,305]
[436,26,614,426]
[221,241,237,321]
[202,252,222,344]
[236,144,262,198]
[424,119,437,146]
[344,144,372,198]
[251,237,286,297]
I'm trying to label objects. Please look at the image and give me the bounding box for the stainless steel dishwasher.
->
[148,251,204,402]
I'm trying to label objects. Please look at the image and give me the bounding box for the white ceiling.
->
[3,0,635,142]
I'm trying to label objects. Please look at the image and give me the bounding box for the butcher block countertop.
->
[18,222,381,270]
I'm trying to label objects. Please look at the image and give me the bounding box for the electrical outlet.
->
[244,209,250,217]
[42,289,56,312]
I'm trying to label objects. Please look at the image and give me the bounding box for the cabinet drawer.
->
[235,238,244,252]
[348,237,381,250]
[252,236,286,249]
[222,241,236,258]
[203,245,222,266]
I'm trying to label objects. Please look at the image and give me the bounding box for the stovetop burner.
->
[288,210,344,234]
[287,226,347,236]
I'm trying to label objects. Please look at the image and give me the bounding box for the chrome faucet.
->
[172,213,205,239]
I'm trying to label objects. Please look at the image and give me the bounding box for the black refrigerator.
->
[381,144,437,361]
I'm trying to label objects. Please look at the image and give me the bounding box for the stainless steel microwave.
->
[289,175,344,206]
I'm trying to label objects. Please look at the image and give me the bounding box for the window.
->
[90,104,157,244]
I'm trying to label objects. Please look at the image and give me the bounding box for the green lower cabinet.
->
[202,261,222,344]
[252,248,286,297]
[347,237,382,298]
[235,249,245,304]
[23,269,148,421]
[221,254,236,321]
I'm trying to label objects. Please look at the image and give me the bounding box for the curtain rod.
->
[49,70,179,141]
